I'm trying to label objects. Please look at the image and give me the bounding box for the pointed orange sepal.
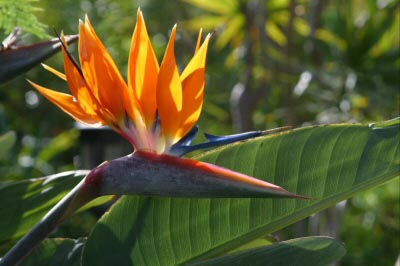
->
[28,10,212,154]
[59,35,103,119]
[28,80,103,126]
[178,33,211,138]
[156,25,183,145]
[195,28,203,53]
[79,16,133,122]
[128,9,159,126]
[41,64,66,80]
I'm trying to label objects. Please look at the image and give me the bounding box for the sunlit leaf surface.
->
[82,120,399,265]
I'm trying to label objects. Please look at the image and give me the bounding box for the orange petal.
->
[28,80,104,126]
[78,16,135,122]
[128,9,159,126]
[157,25,183,144]
[181,33,210,81]
[42,64,66,80]
[177,34,211,138]
[59,36,103,120]
[195,29,203,53]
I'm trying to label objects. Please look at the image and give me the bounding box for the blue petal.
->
[204,131,263,142]
[169,126,199,156]
[170,129,270,157]
[174,126,199,146]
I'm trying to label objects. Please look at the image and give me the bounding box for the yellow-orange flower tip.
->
[195,28,203,52]
[30,9,210,155]
[41,64,66,80]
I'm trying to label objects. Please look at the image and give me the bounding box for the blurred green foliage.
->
[340,178,400,265]
[0,0,398,265]
[0,0,50,39]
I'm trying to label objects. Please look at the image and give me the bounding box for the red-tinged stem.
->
[0,178,97,266]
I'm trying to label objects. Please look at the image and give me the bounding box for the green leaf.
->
[184,16,226,31]
[0,171,88,249]
[20,238,85,266]
[82,120,399,265]
[37,129,79,162]
[226,237,274,254]
[0,131,16,159]
[265,21,287,46]
[189,237,346,266]
[183,0,235,15]
[370,117,400,128]
[215,15,245,49]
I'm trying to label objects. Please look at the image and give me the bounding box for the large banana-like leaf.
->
[22,236,344,266]
[20,238,85,266]
[82,119,399,265]
[0,171,88,253]
[189,236,346,266]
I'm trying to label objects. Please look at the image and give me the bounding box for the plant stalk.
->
[0,178,93,266]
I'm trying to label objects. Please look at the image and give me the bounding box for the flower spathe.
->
[29,9,210,154]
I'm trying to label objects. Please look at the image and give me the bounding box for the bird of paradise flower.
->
[0,9,310,266]
[28,9,306,199]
